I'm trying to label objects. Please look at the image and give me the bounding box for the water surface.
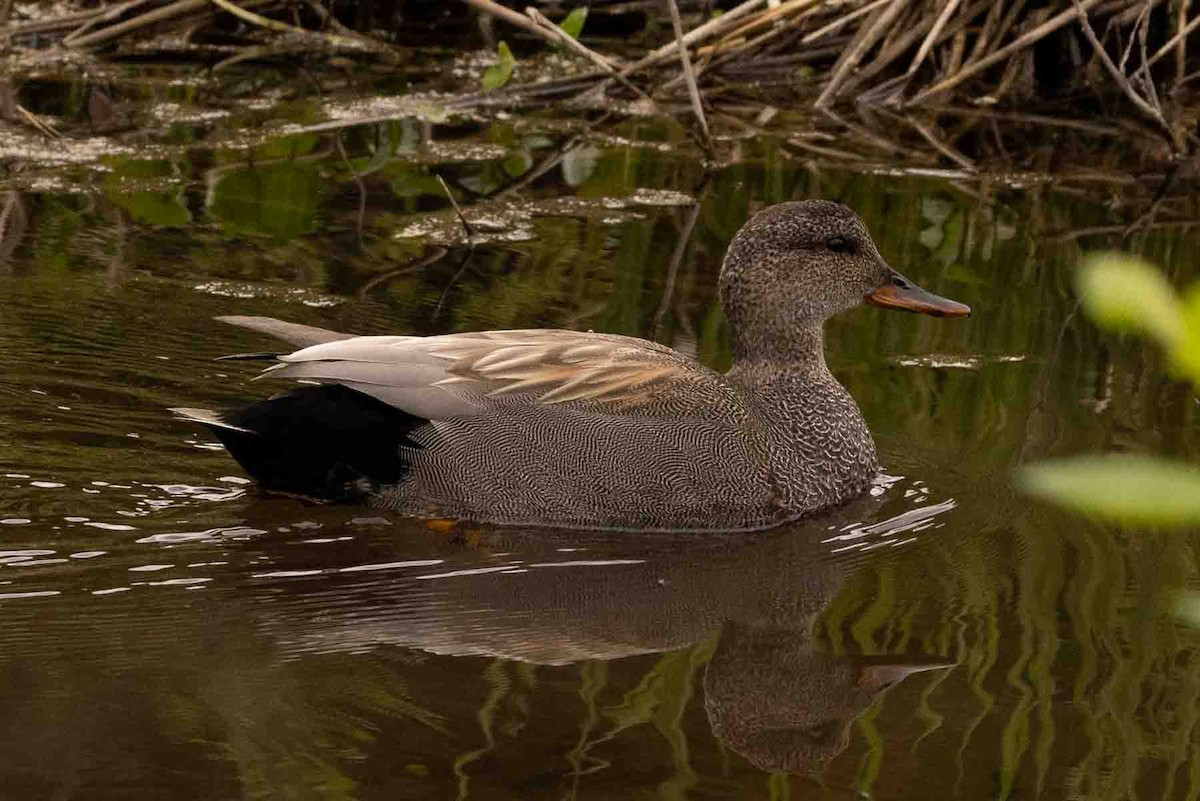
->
[3,65,1200,800]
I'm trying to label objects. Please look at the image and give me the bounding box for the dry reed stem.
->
[459,0,546,38]
[62,0,153,45]
[910,0,1105,104]
[212,0,388,53]
[435,175,476,243]
[524,7,616,70]
[1071,0,1173,139]
[211,0,309,35]
[983,0,1031,68]
[2,9,101,37]
[906,0,962,74]
[902,114,976,169]
[816,0,906,107]
[666,0,711,147]
[523,6,655,101]
[713,0,828,45]
[652,192,705,341]
[16,104,60,138]
[68,0,208,47]
[966,0,1006,64]
[851,0,994,92]
[1146,7,1200,68]
[620,0,770,75]
[1178,0,1191,81]
[802,0,893,44]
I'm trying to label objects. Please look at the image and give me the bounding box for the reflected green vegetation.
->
[2,68,1200,800]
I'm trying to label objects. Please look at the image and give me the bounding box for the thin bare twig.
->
[1145,6,1200,69]
[436,175,476,243]
[652,192,706,341]
[209,0,381,51]
[523,7,654,101]
[62,0,152,45]
[624,0,769,74]
[910,0,1106,104]
[802,0,893,45]
[357,246,449,298]
[1176,0,1192,83]
[665,0,711,148]
[16,105,61,138]
[333,133,367,246]
[816,0,906,107]
[906,0,961,75]
[1071,0,1173,140]
[902,114,975,170]
[459,0,546,38]
[67,0,211,47]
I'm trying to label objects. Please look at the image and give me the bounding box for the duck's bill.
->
[866,274,971,318]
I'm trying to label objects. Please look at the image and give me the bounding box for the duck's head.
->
[719,200,969,359]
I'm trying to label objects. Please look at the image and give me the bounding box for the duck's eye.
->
[826,236,855,254]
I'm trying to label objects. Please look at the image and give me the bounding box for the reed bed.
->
[3,1,1197,112]
[0,0,1197,159]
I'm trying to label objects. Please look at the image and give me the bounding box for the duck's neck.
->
[727,325,879,515]
[730,326,828,375]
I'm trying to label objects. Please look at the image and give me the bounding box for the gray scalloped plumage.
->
[176,200,970,531]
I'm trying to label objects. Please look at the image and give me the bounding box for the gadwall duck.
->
[175,201,969,531]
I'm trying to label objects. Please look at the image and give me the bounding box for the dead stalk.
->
[1071,0,1173,141]
[816,0,906,107]
[665,0,712,148]
[906,0,962,75]
[802,0,893,45]
[1145,7,1200,69]
[911,0,1106,104]
[68,0,208,47]
[436,175,476,244]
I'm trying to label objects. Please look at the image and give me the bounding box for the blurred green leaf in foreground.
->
[1018,253,1200,528]
[1018,456,1200,527]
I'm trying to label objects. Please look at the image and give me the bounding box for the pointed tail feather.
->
[215,352,284,362]
[215,315,355,348]
[170,407,252,433]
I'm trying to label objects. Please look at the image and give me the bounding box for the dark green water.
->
[3,66,1200,800]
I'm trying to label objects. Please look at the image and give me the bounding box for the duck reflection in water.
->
[243,497,956,776]
[705,623,950,773]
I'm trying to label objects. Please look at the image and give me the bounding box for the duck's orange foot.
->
[424,517,458,533]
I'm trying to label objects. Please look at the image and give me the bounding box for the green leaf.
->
[560,7,588,39]
[1077,252,1184,347]
[1017,455,1200,527]
[481,42,515,90]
